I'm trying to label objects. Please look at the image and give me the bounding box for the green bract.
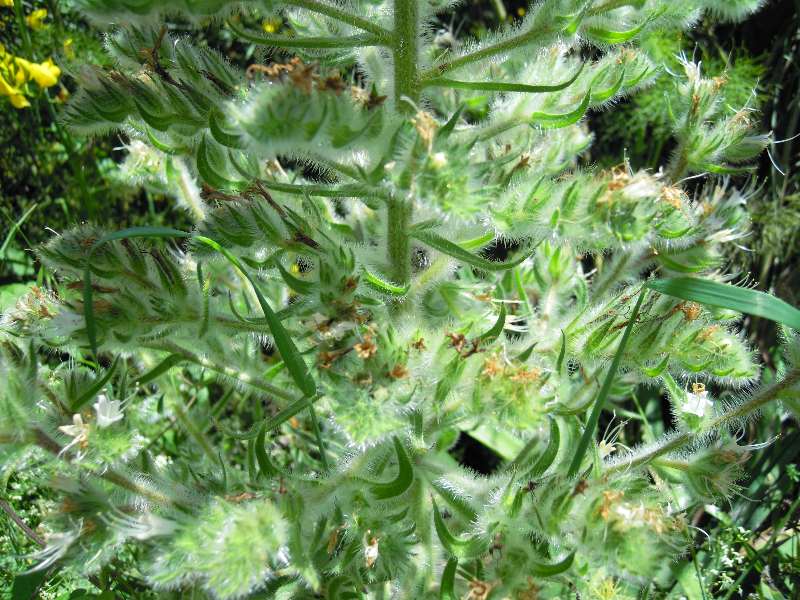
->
[2,0,796,598]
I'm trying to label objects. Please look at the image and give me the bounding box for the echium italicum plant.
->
[4,0,800,597]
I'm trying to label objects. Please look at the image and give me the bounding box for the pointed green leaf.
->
[432,499,488,559]
[209,108,244,149]
[363,268,410,296]
[567,289,648,477]
[197,135,248,192]
[530,551,575,576]
[370,437,414,499]
[194,236,317,397]
[255,422,280,478]
[71,356,120,412]
[276,260,316,295]
[529,89,592,129]
[412,230,534,272]
[556,330,567,373]
[440,557,458,600]
[479,304,506,342]
[425,63,585,95]
[136,354,185,386]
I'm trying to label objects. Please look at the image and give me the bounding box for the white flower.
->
[58,414,90,457]
[430,152,448,169]
[93,394,124,428]
[598,440,616,459]
[364,535,379,568]
[681,383,712,418]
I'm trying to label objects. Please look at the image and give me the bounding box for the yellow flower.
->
[16,56,60,87]
[1,0,14,7]
[25,8,48,30]
[0,72,29,108]
[262,18,281,34]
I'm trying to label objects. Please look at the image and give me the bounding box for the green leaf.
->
[255,422,280,478]
[209,108,244,149]
[556,330,567,374]
[642,354,670,377]
[647,278,800,331]
[567,289,648,477]
[370,437,414,499]
[509,418,560,477]
[437,105,465,140]
[440,557,458,600]
[583,8,663,44]
[529,89,591,129]
[145,127,180,154]
[12,569,51,600]
[591,68,625,103]
[530,551,575,576]
[363,268,410,296]
[412,230,533,272]
[425,63,585,94]
[276,260,316,295]
[196,135,248,192]
[71,356,120,412]
[479,304,506,342]
[431,499,488,559]
[194,236,317,398]
[135,354,185,386]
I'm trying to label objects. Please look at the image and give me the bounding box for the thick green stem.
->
[387,197,412,285]
[606,367,800,474]
[392,0,420,111]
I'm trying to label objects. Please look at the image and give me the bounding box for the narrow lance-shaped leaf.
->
[424,62,585,94]
[440,557,458,600]
[479,303,506,342]
[412,230,534,272]
[529,89,592,129]
[194,236,317,398]
[363,268,410,297]
[370,437,414,499]
[431,498,488,559]
[530,551,576,576]
[71,356,120,412]
[135,354,185,386]
[276,260,316,296]
[647,277,800,331]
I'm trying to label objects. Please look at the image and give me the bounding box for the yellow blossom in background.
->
[63,37,74,59]
[25,8,48,30]
[262,18,281,34]
[0,0,14,7]
[0,42,61,108]
[16,57,60,87]
[0,72,29,107]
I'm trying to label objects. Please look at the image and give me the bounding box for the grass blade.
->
[647,277,800,330]
[567,288,647,477]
